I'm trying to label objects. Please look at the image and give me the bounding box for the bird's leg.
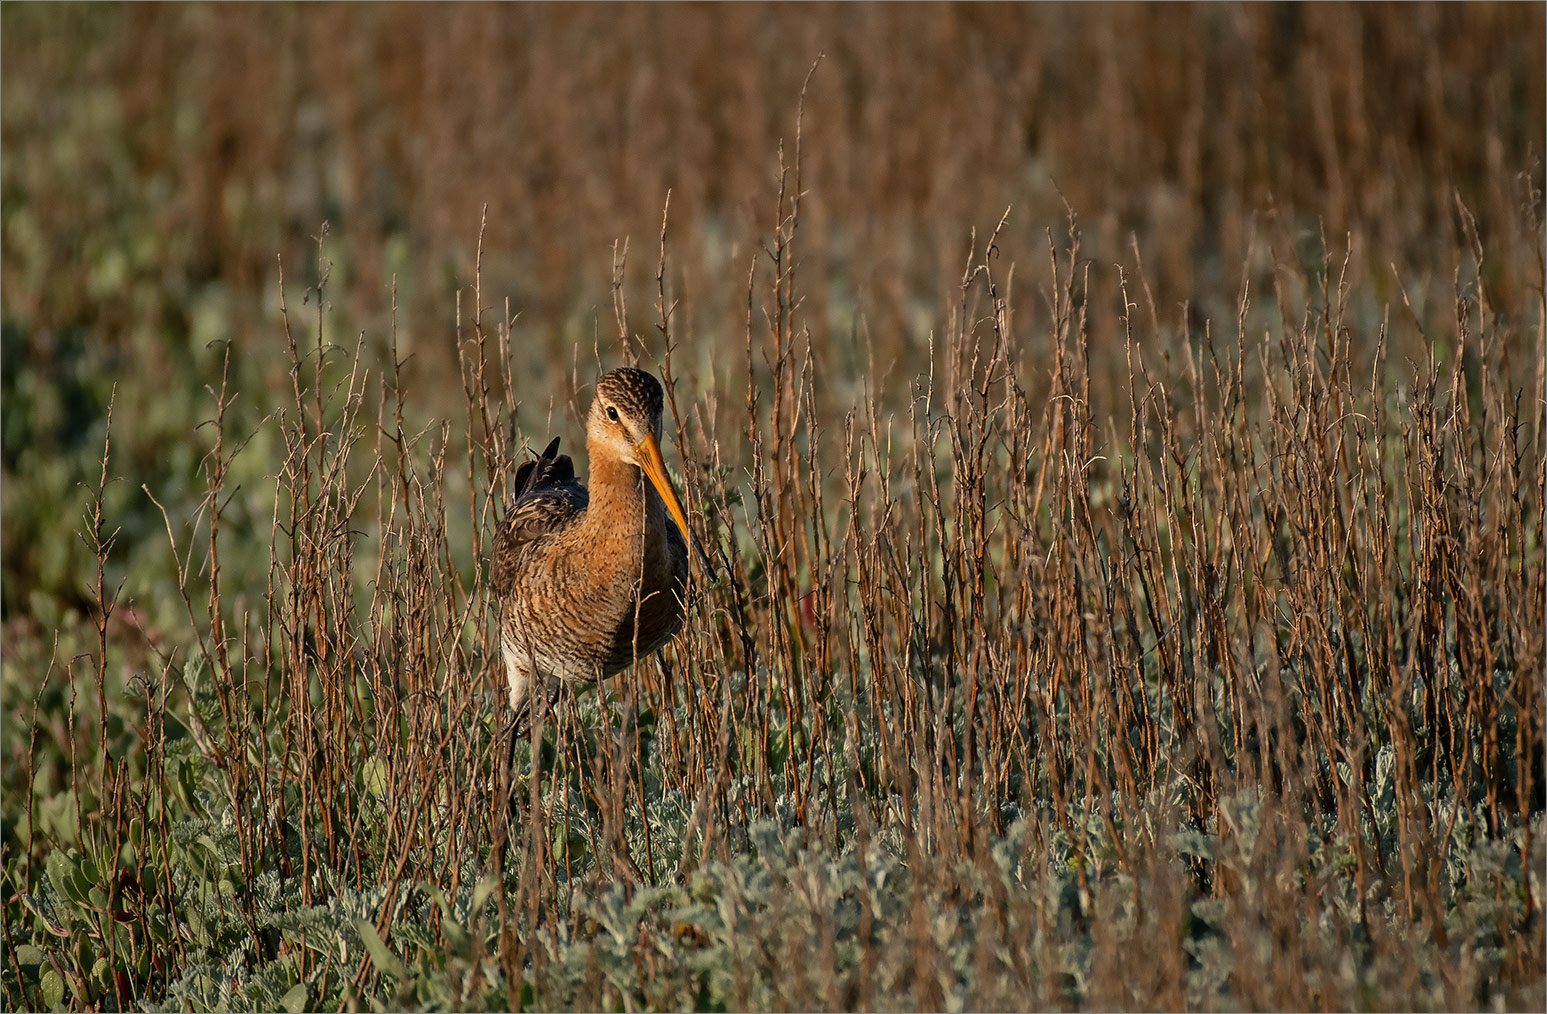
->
[502,708,522,812]
[508,676,564,786]
[492,707,523,881]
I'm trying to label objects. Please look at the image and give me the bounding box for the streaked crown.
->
[595,367,664,428]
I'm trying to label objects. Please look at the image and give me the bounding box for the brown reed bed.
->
[2,5,1543,1010]
[5,159,1541,1008]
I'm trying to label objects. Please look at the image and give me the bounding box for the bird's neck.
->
[585,455,665,537]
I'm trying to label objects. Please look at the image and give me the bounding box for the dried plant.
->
[2,6,1543,1012]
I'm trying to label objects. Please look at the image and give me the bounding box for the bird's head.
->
[587,367,666,462]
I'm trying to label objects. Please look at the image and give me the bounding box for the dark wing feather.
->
[512,437,572,498]
[491,437,588,597]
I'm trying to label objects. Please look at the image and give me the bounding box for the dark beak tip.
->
[692,538,719,582]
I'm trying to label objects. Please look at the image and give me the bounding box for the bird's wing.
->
[491,437,589,597]
[663,510,688,575]
[512,437,572,498]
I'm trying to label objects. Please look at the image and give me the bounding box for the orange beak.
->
[635,434,717,579]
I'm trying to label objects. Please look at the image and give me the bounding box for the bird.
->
[490,367,713,744]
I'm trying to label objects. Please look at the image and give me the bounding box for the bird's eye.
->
[606,405,620,423]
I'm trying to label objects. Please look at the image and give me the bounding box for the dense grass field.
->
[3,4,1544,1010]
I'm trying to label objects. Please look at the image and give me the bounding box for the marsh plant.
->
[7,175,1544,1009]
[2,6,1543,1012]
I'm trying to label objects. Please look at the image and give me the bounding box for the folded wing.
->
[491,437,589,597]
